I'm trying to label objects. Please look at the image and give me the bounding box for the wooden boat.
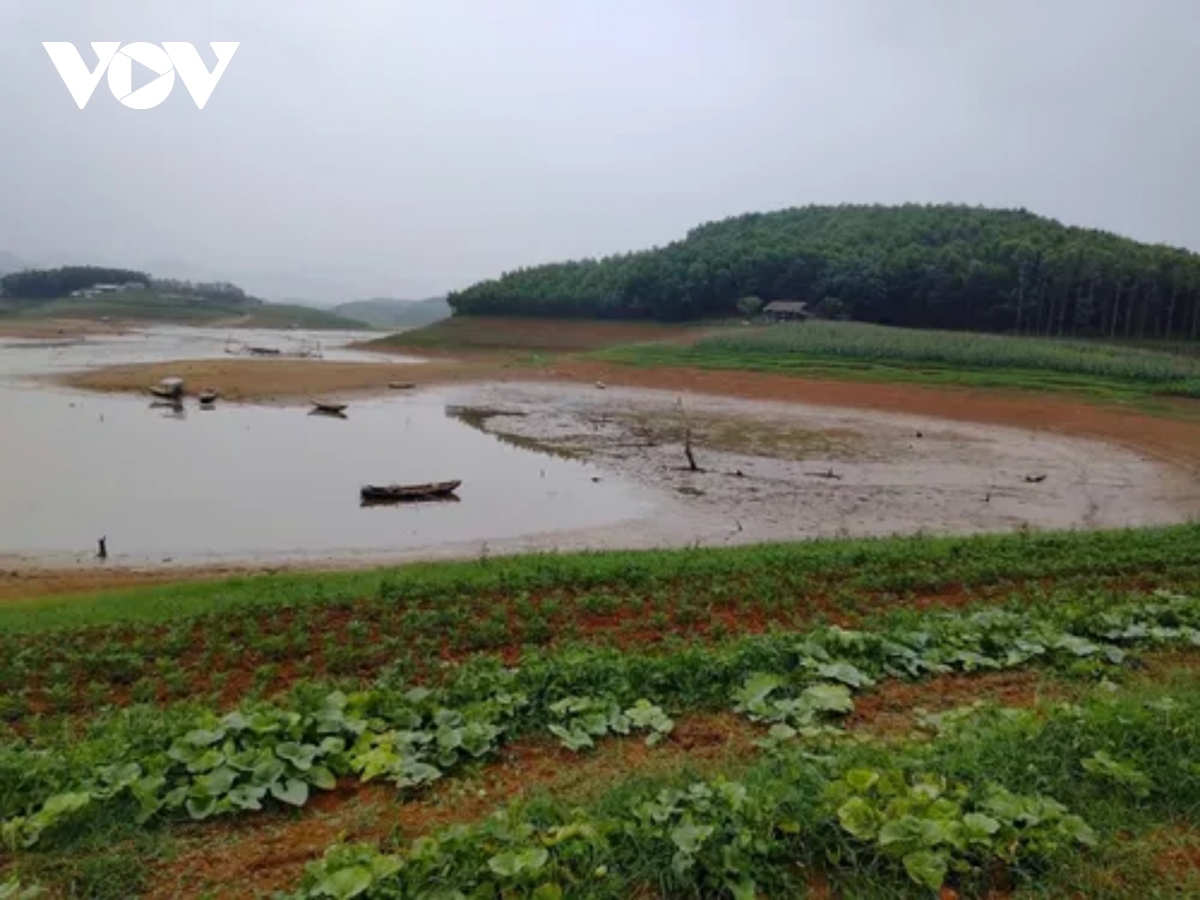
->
[149,377,184,399]
[198,389,218,405]
[360,480,461,503]
[388,382,416,390]
[310,401,349,416]
[248,346,281,356]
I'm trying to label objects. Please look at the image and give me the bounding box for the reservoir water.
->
[0,328,653,565]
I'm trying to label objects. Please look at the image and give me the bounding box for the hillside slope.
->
[0,265,362,330]
[449,204,1200,340]
[333,296,449,329]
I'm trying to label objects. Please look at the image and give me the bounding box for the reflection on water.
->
[0,331,652,564]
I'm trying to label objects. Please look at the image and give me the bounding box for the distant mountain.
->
[332,296,450,329]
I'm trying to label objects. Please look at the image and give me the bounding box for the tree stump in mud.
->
[684,429,700,472]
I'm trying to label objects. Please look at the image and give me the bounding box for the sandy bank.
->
[0,318,133,339]
[54,358,502,403]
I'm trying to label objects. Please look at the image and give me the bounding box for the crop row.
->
[7,524,1197,636]
[4,527,1198,725]
[287,672,1200,899]
[5,588,1199,865]
[696,321,1200,384]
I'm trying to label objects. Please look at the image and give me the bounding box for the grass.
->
[367,315,704,353]
[5,523,1198,633]
[597,320,1200,403]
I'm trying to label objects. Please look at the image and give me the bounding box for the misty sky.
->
[1,1,1198,302]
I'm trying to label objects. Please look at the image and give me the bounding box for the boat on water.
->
[310,401,349,416]
[360,480,462,503]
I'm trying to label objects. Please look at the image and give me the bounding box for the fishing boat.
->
[148,377,184,399]
[198,389,218,405]
[310,401,349,416]
[360,480,462,503]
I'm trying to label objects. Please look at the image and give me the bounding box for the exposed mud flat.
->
[4,329,1200,592]
[443,381,1200,547]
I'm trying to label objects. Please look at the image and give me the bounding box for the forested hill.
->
[448,205,1200,340]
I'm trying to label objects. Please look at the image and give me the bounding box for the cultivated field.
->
[3,527,1200,898]
[600,320,1200,403]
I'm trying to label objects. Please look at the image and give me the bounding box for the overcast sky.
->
[1,0,1198,302]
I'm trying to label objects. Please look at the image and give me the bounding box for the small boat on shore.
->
[198,389,218,405]
[149,377,184,399]
[360,480,462,503]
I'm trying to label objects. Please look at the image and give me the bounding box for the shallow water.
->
[0,325,395,377]
[0,330,653,564]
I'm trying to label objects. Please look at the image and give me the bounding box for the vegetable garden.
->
[2,524,1200,897]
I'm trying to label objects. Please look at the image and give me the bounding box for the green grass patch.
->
[367,316,707,353]
[5,524,1199,635]
[596,320,1200,403]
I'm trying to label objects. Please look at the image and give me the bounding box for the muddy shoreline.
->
[4,338,1199,599]
[5,376,1199,601]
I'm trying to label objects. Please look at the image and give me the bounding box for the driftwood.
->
[684,430,700,472]
[1024,474,1047,484]
[388,382,416,390]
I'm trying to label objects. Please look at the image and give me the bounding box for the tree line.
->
[0,266,150,301]
[448,204,1200,340]
[0,267,259,307]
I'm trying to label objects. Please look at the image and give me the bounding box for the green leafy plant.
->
[825,768,1096,891]
[547,697,674,750]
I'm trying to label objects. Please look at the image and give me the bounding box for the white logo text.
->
[42,42,240,109]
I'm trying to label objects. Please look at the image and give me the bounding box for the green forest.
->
[0,266,256,307]
[448,204,1200,340]
[0,266,151,300]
